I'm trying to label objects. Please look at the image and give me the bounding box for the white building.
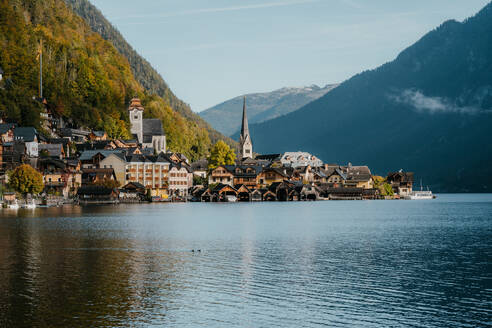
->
[280,152,323,168]
[128,98,166,153]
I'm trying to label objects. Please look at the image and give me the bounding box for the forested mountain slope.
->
[64,0,232,145]
[0,0,211,160]
[248,2,492,192]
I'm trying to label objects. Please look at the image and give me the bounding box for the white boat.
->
[406,180,435,200]
[407,190,434,200]
[225,195,237,202]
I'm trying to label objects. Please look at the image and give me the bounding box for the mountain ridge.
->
[200,84,338,136]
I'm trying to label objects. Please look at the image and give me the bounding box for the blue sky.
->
[90,0,490,112]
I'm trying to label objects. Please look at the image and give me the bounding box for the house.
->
[14,127,38,157]
[89,131,108,141]
[0,123,15,143]
[342,164,373,189]
[119,182,145,202]
[77,186,119,204]
[0,123,15,168]
[211,183,237,202]
[208,165,234,186]
[128,98,166,153]
[39,158,81,198]
[81,168,117,186]
[257,167,289,187]
[228,165,262,189]
[99,152,128,185]
[387,171,414,196]
[39,144,65,159]
[168,162,193,197]
[191,159,208,179]
[59,128,90,142]
[79,150,126,169]
[280,152,323,168]
[269,181,295,201]
[325,167,346,185]
[124,153,171,198]
[235,184,252,201]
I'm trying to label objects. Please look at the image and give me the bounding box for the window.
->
[246,149,251,154]
[134,115,139,120]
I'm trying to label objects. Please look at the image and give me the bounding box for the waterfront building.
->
[257,167,290,187]
[239,97,253,159]
[228,165,262,189]
[208,165,234,186]
[81,168,117,186]
[39,158,81,198]
[387,171,414,196]
[168,162,193,197]
[341,164,374,189]
[128,98,166,153]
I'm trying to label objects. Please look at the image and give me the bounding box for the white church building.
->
[128,97,166,153]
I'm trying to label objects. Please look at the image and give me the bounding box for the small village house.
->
[387,171,414,196]
[208,165,234,186]
[14,127,38,157]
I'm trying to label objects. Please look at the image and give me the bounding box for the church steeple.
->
[239,96,253,159]
[241,96,249,139]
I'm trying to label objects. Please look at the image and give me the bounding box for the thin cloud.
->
[112,0,319,21]
[391,89,483,114]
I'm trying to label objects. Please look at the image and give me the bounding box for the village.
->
[0,89,416,207]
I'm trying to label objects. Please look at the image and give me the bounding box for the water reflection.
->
[0,196,491,327]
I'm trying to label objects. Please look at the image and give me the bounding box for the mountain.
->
[63,0,232,146]
[247,2,492,192]
[200,84,338,136]
[0,0,213,160]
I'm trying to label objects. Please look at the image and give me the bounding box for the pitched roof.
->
[344,165,372,182]
[143,119,164,137]
[14,127,37,142]
[0,123,15,135]
[39,144,63,157]
[79,150,125,161]
[191,159,208,171]
[92,131,106,137]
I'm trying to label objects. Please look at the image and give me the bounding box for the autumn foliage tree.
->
[208,140,236,169]
[9,164,44,195]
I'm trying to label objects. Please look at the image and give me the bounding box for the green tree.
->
[94,178,120,189]
[208,140,236,169]
[9,164,44,195]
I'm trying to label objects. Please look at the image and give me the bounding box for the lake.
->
[0,194,491,327]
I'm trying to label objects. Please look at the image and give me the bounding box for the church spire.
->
[239,96,253,159]
[240,96,249,140]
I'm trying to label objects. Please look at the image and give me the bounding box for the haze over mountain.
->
[248,2,492,192]
[200,84,338,137]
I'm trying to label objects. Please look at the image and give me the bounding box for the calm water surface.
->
[0,194,491,327]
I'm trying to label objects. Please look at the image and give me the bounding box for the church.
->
[239,96,253,159]
[128,97,166,153]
